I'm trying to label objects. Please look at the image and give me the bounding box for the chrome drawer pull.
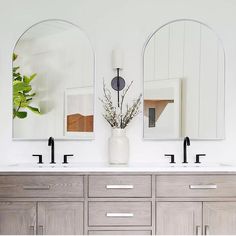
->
[106,185,134,189]
[106,213,134,217]
[23,185,50,190]
[189,184,217,189]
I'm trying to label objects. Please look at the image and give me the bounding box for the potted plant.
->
[100,81,142,164]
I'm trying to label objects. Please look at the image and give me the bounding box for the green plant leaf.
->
[27,106,40,114]
[15,111,27,119]
[13,53,18,61]
[12,53,41,119]
[13,81,31,94]
[13,66,20,73]
[23,73,37,84]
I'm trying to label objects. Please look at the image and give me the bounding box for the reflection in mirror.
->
[143,19,225,140]
[12,20,94,140]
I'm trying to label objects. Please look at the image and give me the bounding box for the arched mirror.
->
[12,19,94,140]
[143,19,225,140]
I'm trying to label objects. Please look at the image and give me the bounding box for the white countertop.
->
[0,162,236,172]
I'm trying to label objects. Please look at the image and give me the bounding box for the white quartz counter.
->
[0,162,236,173]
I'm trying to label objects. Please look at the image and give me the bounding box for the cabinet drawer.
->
[156,175,236,197]
[89,230,151,235]
[88,202,152,226]
[0,176,84,197]
[88,175,151,197]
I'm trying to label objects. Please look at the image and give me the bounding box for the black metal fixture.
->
[164,154,175,164]
[183,136,190,163]
[111,49,125,107]
[63,154,74,164]
[195,154,206,164]
[48,136,55,164]
[32,154,43,164]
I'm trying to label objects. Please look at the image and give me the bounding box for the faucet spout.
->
[183,136,190,164]
[48,136,55,164]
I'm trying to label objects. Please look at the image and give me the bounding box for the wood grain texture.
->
[88,175,152,197]
[88,201,152,226]
[156,202,202,235]
[67,113,93,132]
[156,175,236,197]
[203,202,236,235]
[38,202,84,235]
[89,230,152,235]
[0,202,36,235]
[0,175,84,197]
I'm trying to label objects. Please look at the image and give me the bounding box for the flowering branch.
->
[100,80,142,129]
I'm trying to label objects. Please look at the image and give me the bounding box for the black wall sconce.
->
[111,49,125,107]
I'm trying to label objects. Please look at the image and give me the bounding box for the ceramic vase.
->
[108,128,129,165]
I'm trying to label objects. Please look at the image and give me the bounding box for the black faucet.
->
[183,136,190,164]
[48,137,56,164]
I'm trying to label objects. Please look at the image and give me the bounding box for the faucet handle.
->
[63,154,74,164]
[32,154,43,164]
[165,154,175,164]
[195,154,206,164]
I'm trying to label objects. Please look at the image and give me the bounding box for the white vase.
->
[108,128,129,165]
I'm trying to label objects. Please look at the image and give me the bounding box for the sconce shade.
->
[112,49,123,69]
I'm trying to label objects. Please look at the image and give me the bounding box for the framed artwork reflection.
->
[64,86,94,139]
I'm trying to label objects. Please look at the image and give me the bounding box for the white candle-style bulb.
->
[112,49,123,69]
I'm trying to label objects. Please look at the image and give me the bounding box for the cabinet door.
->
[203,202,236,235]
[0,202,36,235]
[156,202,202,235]
[38,202,83,235]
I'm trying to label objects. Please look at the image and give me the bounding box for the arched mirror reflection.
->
[143,19,225,140]
[12,19,94,140]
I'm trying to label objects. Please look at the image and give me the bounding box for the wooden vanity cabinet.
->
[38,202,84,235]
[0,202,36,235]
[156,174,236,235]
[156,202,202,235]
[1,173,236,235]
[203,202,236,235]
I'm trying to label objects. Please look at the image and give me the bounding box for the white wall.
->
[0,0,236,165]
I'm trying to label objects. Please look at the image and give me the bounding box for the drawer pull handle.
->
[205,225,210,235]
[38,225,44,235]
[196,225,201,235]
[23,185,50,190]
[189,184,217,189]
[106,185,134,189]
[106,213,134,217]
[29,226,35,235]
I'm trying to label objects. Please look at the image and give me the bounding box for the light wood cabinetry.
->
[1,172,236,235]
[38,202,84,235]
[88,175,152,197]
[89,201,151,226]
[203,202,236,235]
[0,202,36,235]
[156,202,202,235]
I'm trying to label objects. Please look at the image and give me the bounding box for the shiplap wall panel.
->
[217,46,225,138]
[155,26,169,80]
[199,26,218,138]
[182,22,201,137]
[169,22,185,79]
[144,20,224,139]
[144,38,155,82]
